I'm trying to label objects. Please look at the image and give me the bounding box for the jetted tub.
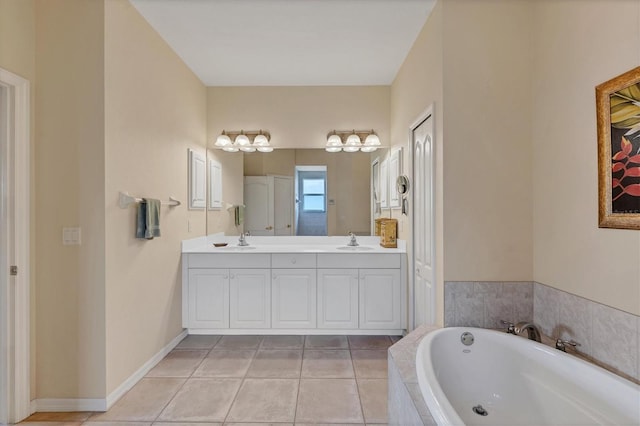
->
[416,327,640,426]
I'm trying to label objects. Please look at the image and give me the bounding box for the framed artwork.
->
[597,66,640,229]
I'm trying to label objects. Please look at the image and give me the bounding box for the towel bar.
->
[118,191,181,209]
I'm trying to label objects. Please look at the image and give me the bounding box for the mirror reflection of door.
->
[295,166,327,236]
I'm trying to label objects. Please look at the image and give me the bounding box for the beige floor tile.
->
[214,335,262,350]
[295,424,365,426]
[304,335,348,349]
[157,378,241,422]
[174,334,221,350]
[357,379,388,424]
[246,350,302,378]
[25,412,92,422]
[146,350,207,377]
[225,424,293,426]
[260,335,304,350]
[301,350,354,378]
[193,349,255,377]
[348,335,392,350]
[85,422,151,426]
[295,379,364,424]
[153,423,221,426]
[90,378,184,421]
[226,379,298,423]
[351,350,388,378]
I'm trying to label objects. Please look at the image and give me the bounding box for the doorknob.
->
[266,226,273,230]
[287,224,291,228]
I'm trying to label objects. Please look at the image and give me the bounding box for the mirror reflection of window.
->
[296,166,328,236]
[302,178,326,212]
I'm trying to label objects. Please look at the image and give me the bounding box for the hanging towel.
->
[234,205,244,227]
[135,198,161,239]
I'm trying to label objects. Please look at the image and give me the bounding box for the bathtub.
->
[416,327,640,426]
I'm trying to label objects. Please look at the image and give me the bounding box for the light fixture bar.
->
[213,129,273,153]
[325,129,380,153]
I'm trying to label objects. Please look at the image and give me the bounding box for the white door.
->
[272,269,316,328]
[412,111,435,326]
[188,269,229,329]
[273,176,293,235]
[230,269,271,328]
[359,269,401,329]
[0,68,30,423]
[244,176,274,235]
[317,269,359,329]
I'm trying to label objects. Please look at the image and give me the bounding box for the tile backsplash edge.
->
[443,281,639,382]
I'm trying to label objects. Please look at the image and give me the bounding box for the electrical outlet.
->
[62,227,81,245]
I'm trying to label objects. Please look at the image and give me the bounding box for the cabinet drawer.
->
[317,253,400,269]
[188,253,271,269]
[272,253,316,268]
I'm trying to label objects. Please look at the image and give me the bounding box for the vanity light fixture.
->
[214,130,274,153]
[325,129,381,153]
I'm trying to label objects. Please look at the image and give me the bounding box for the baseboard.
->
[31,329,188,413]
[31,398,107,412]
[105,329,188,409]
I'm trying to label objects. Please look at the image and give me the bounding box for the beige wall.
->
[442,0,533,282]
[207,86,390,149]
[104,0,207,394]
[35,0,106,398]
[241,149,371,236]
[390,1,444,324]
[532,0,640,315]
[207,149,244,235]
[0,0,37,400]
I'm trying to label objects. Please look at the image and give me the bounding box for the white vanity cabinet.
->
[317,269,359,329]
[359,269,402,329]
[230,269,271,328]
[187,269,229,329]
[182,248,406,334]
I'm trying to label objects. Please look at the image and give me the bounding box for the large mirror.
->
[206,147,389,236]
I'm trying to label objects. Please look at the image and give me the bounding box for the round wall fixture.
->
[396,175,410,195]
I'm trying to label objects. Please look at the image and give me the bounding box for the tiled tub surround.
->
[444,281,640,383]
[388,325,438,426]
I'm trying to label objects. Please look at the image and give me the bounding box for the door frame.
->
[0,67,31,423]
[408,104,436,329]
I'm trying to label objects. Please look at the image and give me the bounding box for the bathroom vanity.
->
[181,235,407,335]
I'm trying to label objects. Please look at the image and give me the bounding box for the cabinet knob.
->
[230,274,235,279]
[291,259,297,264]
[266,225,273,230]
[287,224,291,228]
[223,275,228,279]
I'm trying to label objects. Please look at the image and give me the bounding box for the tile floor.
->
[23,334,401,426]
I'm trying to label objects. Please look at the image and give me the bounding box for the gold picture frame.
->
[597,66,640,229]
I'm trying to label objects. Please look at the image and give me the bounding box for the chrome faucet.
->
[514,322,542,342]
[238,231,250,246]
[347,232,359,247]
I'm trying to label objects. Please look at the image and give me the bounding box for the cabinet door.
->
[317,269,359,329]
[230,269,271,328]
[272,269,316,328]
[188,269,229,328]
[359,269,401,329]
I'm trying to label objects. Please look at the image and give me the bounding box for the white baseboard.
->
[31,398,107,412]
[31,329,187,412]
[105,329,187,409]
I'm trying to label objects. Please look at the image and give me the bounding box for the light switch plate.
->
[62,227,81,245]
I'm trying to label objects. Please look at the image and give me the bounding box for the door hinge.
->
[10,265,18,276]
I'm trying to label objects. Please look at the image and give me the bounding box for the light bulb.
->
[364,133,380,147]
[257,146,273,152]
[360,146,378,153]
[234,133,250,146]
[240,146,256,152]
[345,133,361,147]
[222,146,239,152]
[253,134,269,146]
[325,146,342,153]
[215,133,231,147]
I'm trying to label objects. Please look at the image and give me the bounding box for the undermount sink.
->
[218,246,257,251]
[336,246,375,251]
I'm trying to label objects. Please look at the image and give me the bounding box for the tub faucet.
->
[238,231,250,246]
[347,232,359,247]
[514,322,542,342]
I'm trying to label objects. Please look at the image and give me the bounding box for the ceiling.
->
[129,0,435,86]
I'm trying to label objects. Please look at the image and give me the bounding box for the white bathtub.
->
[416,327,640,426]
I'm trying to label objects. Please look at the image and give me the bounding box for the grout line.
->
[221,336,261,424]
